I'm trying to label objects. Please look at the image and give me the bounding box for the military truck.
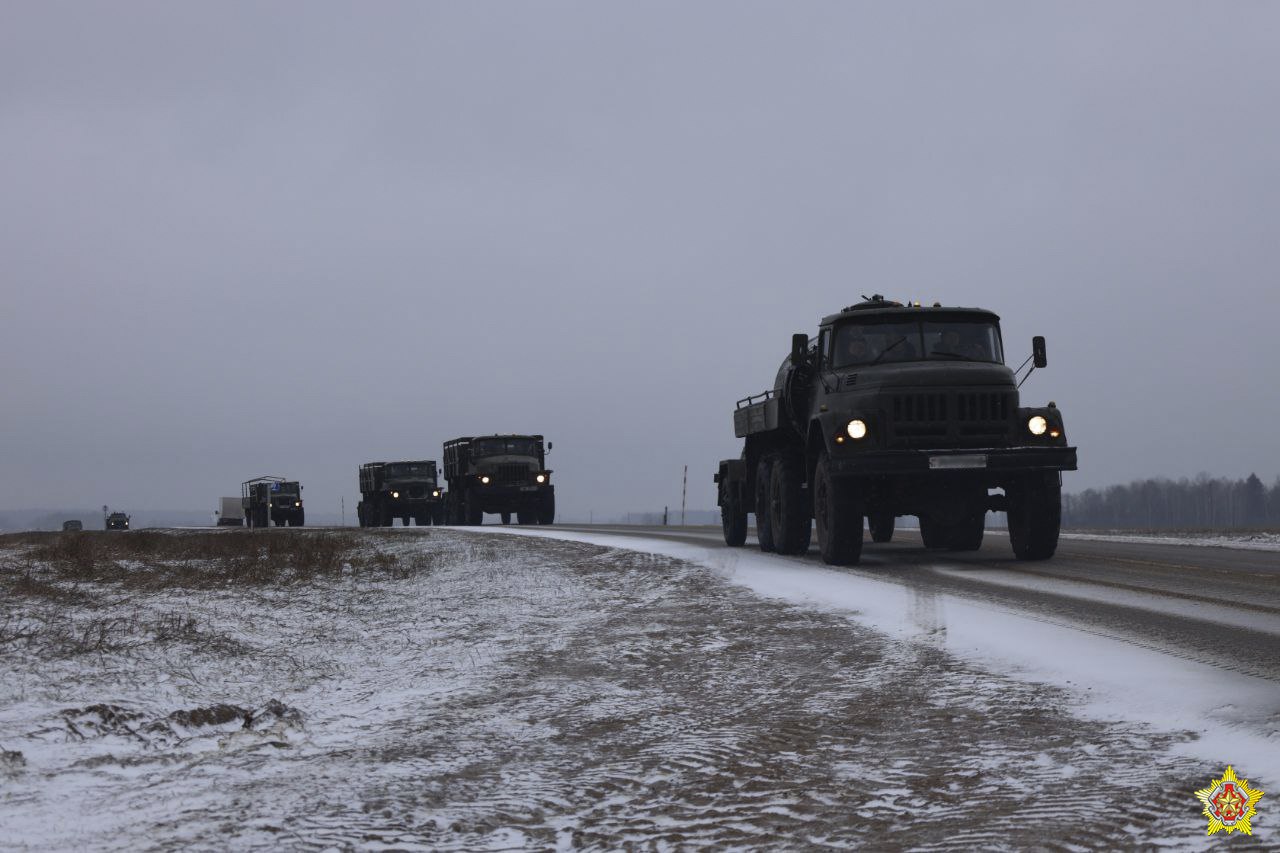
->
[357,460,445,527]
[241,476,305,528]
[714,296,1077,565]
[104,512,130,531]
[62,520,83,532]
[442,435,554,525]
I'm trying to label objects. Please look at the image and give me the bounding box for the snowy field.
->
[1,528,1275,850]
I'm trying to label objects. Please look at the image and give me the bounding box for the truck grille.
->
[405,485,429,499]
[494,464,530,484]
[887,390,1015,448]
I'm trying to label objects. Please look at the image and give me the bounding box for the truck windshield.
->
[272,482,300,495]
[385,463,434,479]
[833,319,1003,367]
[471,438,540,458]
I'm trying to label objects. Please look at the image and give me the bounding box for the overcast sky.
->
[3,2,1278,520]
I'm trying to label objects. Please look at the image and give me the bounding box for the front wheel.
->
[869,512,894,543]
[1008,477,1062,560]
[501,512,512,525]
[814,450,862,565]
[295,509,305,528]
[465,491,483,526]
[720,490,747,547]
[537,492,555,525]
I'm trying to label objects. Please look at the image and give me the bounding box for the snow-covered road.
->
[1,528,1275,849]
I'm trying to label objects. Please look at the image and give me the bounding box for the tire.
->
[754,455,776,553]
[433,505,446,526]
[518,511,536,525]
[769,454,811,555]
[465,491,483,526]
[869,512,894,543]
[501,512,512,525]
[380,505,393,527]
[537,492,555,525]
[1008,477,1062,560]
[720,488,748,547]
[295,509,305,528]
[919,515,946,549]
[357,503,366,528]
[401,514,411,527]
[813,450,862,565]
[946,510,984,551]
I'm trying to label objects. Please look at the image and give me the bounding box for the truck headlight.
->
[432,490,440,497]
[536,474,546,484]
[295,501,301,507]
[480,476,491,485]
[846,419,868,440]
[391,491,400,498]
[1027,415,1048,436]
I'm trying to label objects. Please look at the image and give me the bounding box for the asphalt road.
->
[548,523,1280,683]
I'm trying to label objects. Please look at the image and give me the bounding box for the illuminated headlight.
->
[1027,415,1048,436]
[480,476,491,485]
[391,491,399,499]
[846,419,868,440]
[536,474,546,484]
[295,501,301,507]
[432,490,440,497]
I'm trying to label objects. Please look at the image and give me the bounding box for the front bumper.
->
[827,446,1077,477]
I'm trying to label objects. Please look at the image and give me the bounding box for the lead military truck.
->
[357,460,445,527]
[715,297,1077,565]
[443,435,555,525]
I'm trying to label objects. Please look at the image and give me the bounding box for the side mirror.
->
[1032,336,1047,369]
[790,333,808,366]
[547,441,553,452]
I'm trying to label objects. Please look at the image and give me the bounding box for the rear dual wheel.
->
[769,454,811,555]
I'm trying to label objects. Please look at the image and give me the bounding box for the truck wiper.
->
[929,350,979,362]
[870,336,908,365]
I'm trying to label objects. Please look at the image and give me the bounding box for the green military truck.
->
[357,460,445,527]
[715,296,1077,564]
[104,511,130,531]
[443,435,555,526]
[241,476,305,528]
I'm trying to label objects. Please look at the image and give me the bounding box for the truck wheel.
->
[433,506,446,526]
[754,456,776,552]
[720,490,747,547]
[537,493,555,525]
[869,512,894,543]
[501,512,511,525]
[357,503,366,528]
[401,514,411,527]
[465,491,483,526]
[518,511,535,525]
[770,454,811,555]
[814,450,862,565]
[946,511,984,551]
[295,510,305,528]
[919,515,946,549]
[379,505,393,527]
[1008,477,1061,560]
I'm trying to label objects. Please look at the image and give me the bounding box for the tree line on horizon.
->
[1063,473,1278,530]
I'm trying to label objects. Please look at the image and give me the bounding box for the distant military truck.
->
[241,476,305,528]
[715,296,1077,565]
[357,460,445,527]
[62,520,83,532]
[104,512,130,531]
[216,497,244,527]
[443,435,554,525]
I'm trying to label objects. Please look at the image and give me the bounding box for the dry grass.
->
[0,529,414,593]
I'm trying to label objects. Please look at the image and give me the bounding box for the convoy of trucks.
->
[77,298,1079,555]
[715,296,1077,564]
